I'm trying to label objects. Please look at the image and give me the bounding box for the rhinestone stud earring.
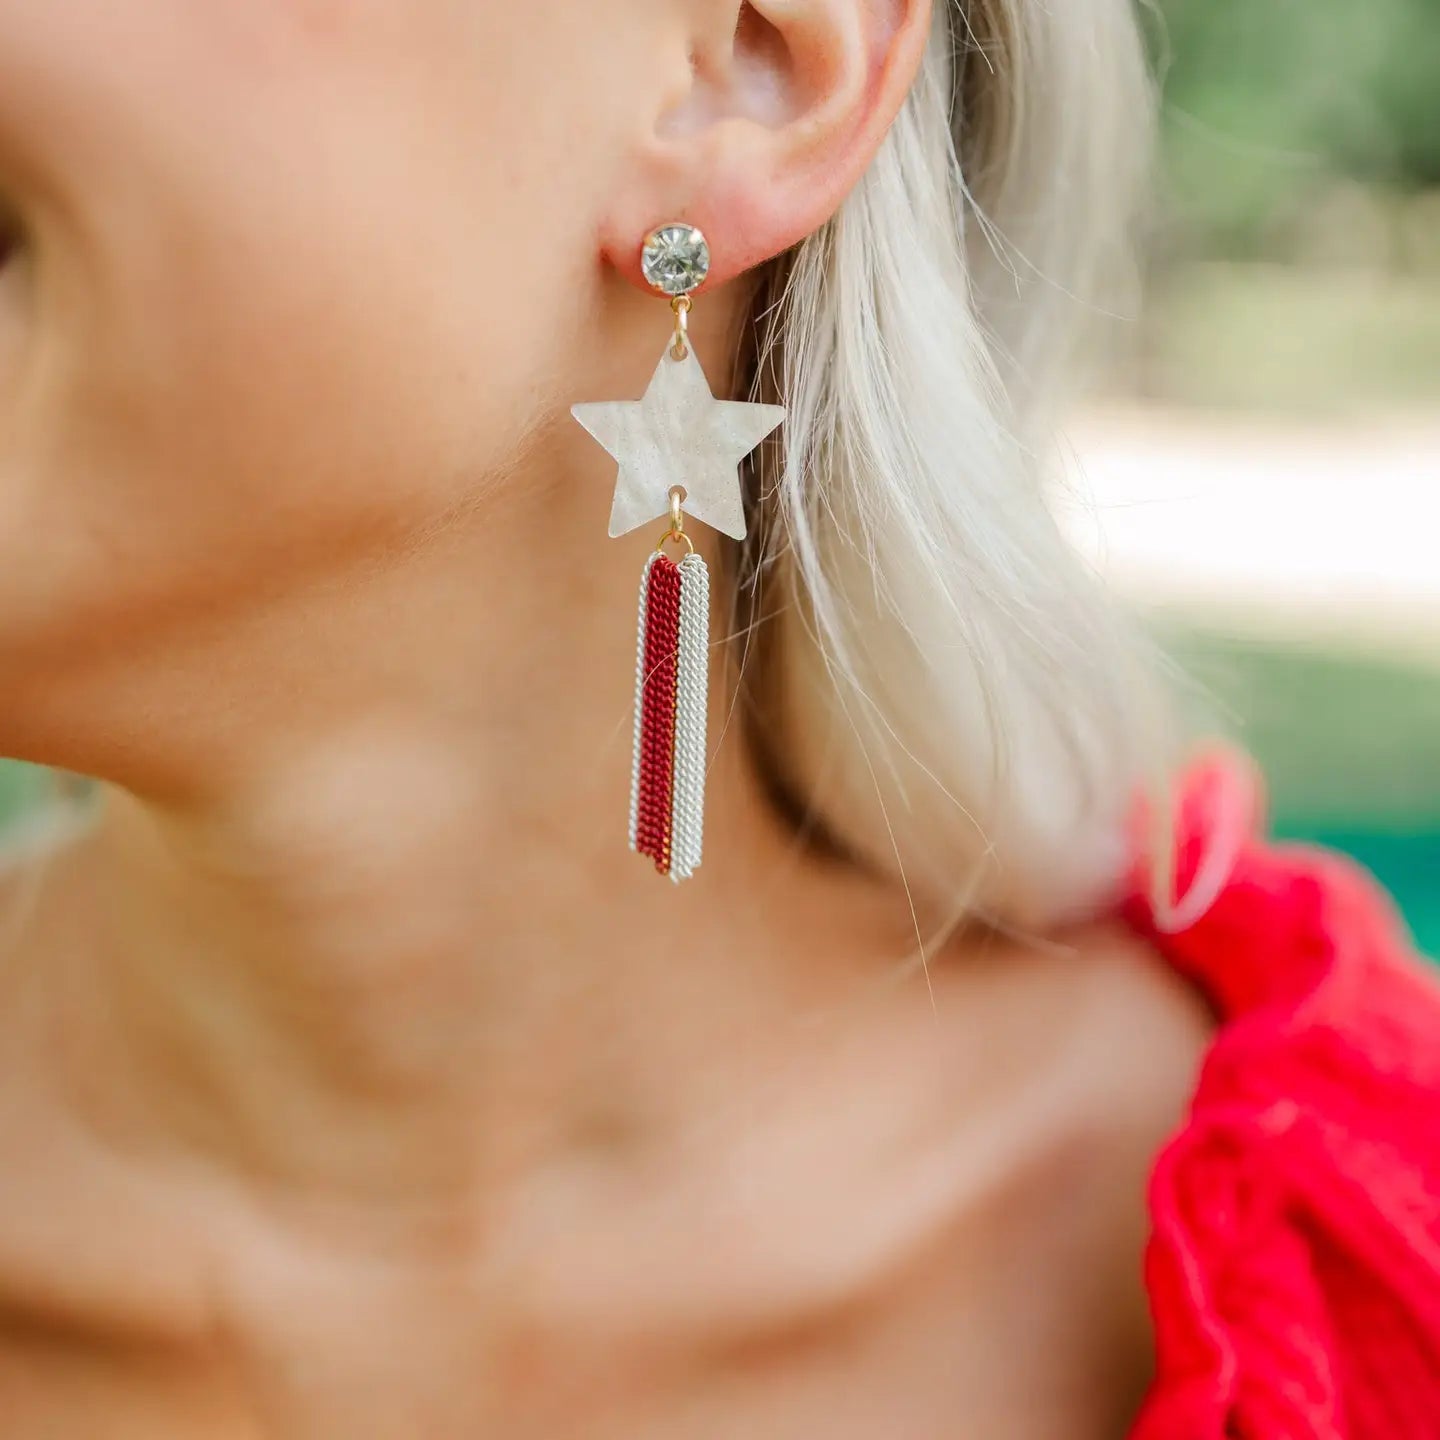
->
[570,223,785,882]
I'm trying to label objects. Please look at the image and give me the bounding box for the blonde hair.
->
[739,0,1171,932]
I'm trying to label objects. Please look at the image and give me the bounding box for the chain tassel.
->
[628,551,710,881]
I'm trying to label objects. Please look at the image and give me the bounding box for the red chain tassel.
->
[634,555,682,873]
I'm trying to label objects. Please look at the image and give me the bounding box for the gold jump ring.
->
[655,485,692,553]
[670,295,691,360]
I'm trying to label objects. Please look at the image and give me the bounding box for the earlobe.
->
[600,0,932,293]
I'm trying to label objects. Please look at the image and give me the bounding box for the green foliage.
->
[1150,0,1440,254]
[0,761,52,831]
[1158,626,1440,956]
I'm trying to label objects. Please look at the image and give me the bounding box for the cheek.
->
[0,0,628,650]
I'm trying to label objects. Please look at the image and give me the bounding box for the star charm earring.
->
[570,222,786,882]
[573,341,785,542]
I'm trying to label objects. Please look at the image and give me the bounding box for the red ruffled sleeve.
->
[1124,754,1440,1440]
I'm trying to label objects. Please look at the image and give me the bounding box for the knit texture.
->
[1124,753,1440,1440]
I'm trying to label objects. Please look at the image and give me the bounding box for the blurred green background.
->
[1119,0,1440,952]
[1138,0,1440,413]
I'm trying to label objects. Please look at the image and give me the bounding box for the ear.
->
[601,0,932,292]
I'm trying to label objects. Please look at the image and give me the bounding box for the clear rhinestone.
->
[640,224,710,297]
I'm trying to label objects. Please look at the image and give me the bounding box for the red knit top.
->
[1122,754,1440,1439]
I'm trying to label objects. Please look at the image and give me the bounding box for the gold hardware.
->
[654,485,693,553]
[670,295,691,361]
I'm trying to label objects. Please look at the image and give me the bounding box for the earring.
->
[572,223,785,882]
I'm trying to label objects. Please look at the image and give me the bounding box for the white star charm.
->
[572,344,785,542]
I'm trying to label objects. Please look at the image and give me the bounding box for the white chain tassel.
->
[669,552,710,881]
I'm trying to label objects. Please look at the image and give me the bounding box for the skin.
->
[0,1,1212,1435]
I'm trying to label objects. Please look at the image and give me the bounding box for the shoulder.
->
[1122,751,1440,1439]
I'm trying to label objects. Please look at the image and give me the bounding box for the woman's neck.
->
[6,467,912,1210]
